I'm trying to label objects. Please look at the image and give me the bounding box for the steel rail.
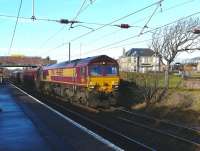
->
[117,109,200,148]
[43,100,156,151]
[11,83,156,151]
[118,108,200,133]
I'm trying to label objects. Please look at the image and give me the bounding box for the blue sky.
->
[0,0,200,62]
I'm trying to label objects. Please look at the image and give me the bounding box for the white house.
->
[118,48,160,73]
[197,61,200,72]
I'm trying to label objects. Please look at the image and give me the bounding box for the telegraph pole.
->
[69,42,71,62]
[80,43,82,59]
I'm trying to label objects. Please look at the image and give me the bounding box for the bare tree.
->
[151,18,200,89]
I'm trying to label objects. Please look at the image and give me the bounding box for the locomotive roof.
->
[43,55,117,69]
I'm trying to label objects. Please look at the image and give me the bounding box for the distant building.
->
[197,61,200,72]
[118,48,160,73]
[182,57,200,72]
[0,56,57,67]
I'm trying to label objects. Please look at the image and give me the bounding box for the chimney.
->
[123,48,126,56]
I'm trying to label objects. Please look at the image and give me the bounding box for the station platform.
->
[0,83,121,151]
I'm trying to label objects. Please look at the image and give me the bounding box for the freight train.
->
[0,68,3,83]
[0,68,9,83]
[12,55,120,108]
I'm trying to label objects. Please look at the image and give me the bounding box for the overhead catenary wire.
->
[83,25,154,48]
[0,0,195,24]
[39,25,66,48]
[0,0,194,22]
[82,0,197,46]
[79,0,97,14]
[8,0,23,55]
[73,0,198,54]
[0,0,192,57]
[72,0,88,23]
[84,29,122,46]
[139,0,163,35]
[72,38,154,58]
[70,0,163,42]
[73,11,200,57]
[0,14,29,20]
[39,0,97,54]
[0,14,58,22]
[71,0,97,24]
[47,0,163,52]
[0,0,194,25]
[70,0,96,29]
[35,0,198,57]
[85,0,195,43]
[87,34,166,53]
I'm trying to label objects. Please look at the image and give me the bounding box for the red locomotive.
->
[14,55,120,108]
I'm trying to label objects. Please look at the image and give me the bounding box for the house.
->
[118,48,160,73]
[182,57,200,72]
[191,57,200,72]
[197,61,200,72]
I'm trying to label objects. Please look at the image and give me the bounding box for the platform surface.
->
[0,84,52,151]
[0,83,120,151]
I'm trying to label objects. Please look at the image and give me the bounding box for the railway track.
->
[11,83,155,151]
[44,101,156,151]
[116,108,200,149]
[11,83,200,151]
[39,98,200,150]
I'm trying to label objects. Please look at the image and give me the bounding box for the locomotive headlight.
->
[89,81,95,89]
[112,81,119,89]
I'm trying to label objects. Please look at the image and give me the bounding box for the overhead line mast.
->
[8,0,23,55]
[31,0,36,20]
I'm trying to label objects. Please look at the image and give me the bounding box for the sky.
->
[0,0,200,62]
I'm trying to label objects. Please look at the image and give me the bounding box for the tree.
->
[151,18,200,89]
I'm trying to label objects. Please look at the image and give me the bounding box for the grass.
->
[119,71,182,89]
[190,72,200,78]
[119,72,200,127]
[145,90,200,125]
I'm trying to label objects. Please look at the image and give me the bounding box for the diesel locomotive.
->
[15,55,120,108]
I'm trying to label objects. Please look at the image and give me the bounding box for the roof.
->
[122,48,155,57]
[190,57,200,61]
[43,55,117,70]
[183,57,200,64]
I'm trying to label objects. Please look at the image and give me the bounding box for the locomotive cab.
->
[87,56,120,93]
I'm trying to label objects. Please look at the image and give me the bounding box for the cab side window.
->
[80,67,85,76]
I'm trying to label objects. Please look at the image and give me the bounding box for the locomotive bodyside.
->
[10,70,23,84]
[22,68,39,89]
[0,68,3,83]
[21,55,120,108]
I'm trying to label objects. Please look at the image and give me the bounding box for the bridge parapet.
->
[0,56,57,67]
